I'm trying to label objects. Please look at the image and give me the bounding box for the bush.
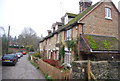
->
[43,59,64,69]
[32,53,41,58]
[43,59,58,66]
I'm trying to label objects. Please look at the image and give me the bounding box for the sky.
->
[0,0,119,37]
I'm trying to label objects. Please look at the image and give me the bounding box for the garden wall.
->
[38,59,71,79]
[72,61,120,80]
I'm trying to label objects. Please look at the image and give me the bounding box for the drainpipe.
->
[77,22,84,60]
[82,23,84,34]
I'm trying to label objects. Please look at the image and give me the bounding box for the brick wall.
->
[81,2,119,39]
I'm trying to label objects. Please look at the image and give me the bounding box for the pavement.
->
[1,54,46,80]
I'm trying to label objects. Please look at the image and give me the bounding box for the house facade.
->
[39,0,120,65]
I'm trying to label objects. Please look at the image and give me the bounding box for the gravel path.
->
[2,54,46,80]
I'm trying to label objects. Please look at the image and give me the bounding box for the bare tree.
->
[0,27,5,37]
[17,27,40,51]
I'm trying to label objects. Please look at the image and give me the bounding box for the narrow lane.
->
[2,54,45,79]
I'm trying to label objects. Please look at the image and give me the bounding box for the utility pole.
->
[7,26,10,54]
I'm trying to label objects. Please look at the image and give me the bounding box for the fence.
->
[37,59,71,79]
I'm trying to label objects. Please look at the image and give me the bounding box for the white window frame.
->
[64,52,71,65]
[57,33,60,43]
[66,29,72,40]
[105,7,112,20]
[64,15,68,24]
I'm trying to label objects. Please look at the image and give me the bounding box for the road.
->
[2,54,46,80]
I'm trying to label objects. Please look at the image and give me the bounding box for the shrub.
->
[43,59,64,69]
[32,53,41,58]
[43,59,58,66]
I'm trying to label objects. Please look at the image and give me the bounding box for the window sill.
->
[64,39,72,42]
[105,17,112,20]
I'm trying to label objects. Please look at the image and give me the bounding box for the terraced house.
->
[39,0,120,66]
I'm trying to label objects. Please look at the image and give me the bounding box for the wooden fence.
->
[37,59,71,79]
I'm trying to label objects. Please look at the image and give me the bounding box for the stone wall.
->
[72,61,120,80]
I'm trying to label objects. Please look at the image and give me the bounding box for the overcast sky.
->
[0,0,119,37]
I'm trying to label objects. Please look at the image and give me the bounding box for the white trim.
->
[105,17,112,20]
[64,48,71,51]
[53,48,56,51]
[56,47,59,50]
[105,5,112,8]
[90,49,93,52]
[51,50,53,52]
[105,7,112,19]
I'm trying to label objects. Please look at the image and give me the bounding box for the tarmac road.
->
[2,54,45,80]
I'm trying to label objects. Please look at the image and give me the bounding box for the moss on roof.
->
[84,34,119,51]
[66,2,100,27]
[40,2,100,42]
[57,2,100,32]
[66,13,77,17]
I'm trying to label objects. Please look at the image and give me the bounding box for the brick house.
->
[39,0,120,66]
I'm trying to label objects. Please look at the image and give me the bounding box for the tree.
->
[0,27,9,54]
[0,27,5,37]
[17,27,40,52]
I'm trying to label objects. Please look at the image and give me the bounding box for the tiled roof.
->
[66,2,99,27]
[56,2,100,33]
[39,2,101,42]
[82,34,119,51]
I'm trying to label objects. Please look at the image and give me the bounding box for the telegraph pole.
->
[7,26,10,54]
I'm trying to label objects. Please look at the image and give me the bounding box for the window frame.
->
[105,7,112,20]
[66,29,72,40]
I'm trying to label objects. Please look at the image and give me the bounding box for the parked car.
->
[2,54,18,66]
[16,52,23,58]
[22,51,26,55]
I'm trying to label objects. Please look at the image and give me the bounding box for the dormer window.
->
[64,15,68,24]
[105,7,112,19]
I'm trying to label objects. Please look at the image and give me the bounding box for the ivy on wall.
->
[65,39,78,61]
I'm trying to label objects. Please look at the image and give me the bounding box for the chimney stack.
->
[79,0,92,13]
[47,30,52,35]
[52,23,56,32]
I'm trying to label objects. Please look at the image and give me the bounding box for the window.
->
[64,15,68,24]
[66,29,72,40]
[105,7,112,19]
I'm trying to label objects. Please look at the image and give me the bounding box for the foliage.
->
[86,35,99,50]
[65,39,78,61]
[32,53,41,58]
[28,55,31,61]
[2,34,8,54]
[44,74,53,81]
[102,40,111,50]
[59,45,65,59]
[28,55,39,69]
[17,27,40,52]
[43,59,64,70]
[43,59,59,66]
